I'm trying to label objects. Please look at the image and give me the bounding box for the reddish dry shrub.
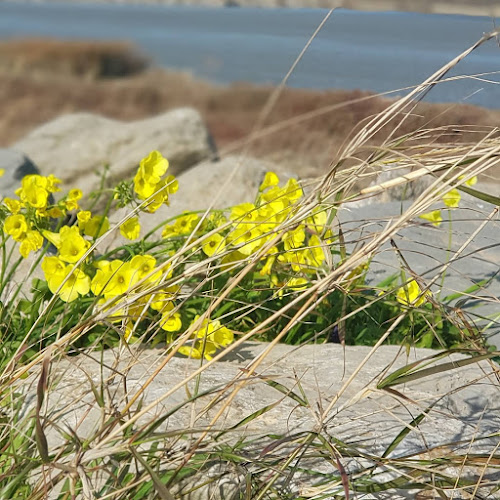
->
[0,38,499,179]
[0,38,149,79]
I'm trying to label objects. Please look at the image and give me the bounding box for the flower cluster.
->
[134,150,179,213]
[2,173,67,258]
[1,147,465,358]
[419,176,477,227]
[161,172,332,294]
[0,151,238,360]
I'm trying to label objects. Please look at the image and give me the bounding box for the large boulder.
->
[0,148,40,198]
[13,108,217,195]
[18,341,500,499]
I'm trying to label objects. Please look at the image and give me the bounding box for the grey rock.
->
[0,148,40,198]
[338,198,500,347]
[13,108,217,196]
[18,342,500,499]
[367,164,436,204]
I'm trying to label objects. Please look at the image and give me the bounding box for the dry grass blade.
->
[35,348,51,464]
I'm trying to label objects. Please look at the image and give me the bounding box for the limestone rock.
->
[0,148,40,198]
[19,342,500,499]
[338,199,500,346]
[13,108,217,195]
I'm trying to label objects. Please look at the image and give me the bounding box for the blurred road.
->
[0,3,500,107]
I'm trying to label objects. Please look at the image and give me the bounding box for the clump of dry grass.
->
[0,30,500,500]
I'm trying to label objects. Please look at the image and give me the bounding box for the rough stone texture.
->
[338,198,500,347]
[19,342,500,499]
[0,148,40,197]
[367,164,437,203]
[13,108,217,195]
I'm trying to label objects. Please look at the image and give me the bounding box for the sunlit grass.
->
[0,28,499,500]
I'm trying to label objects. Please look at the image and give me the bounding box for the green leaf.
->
[382,402,437,458]
[456,184,500,206]
[377,350,497,389]
[130,447,175,500]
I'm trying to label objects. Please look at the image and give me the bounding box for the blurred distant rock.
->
[13,108,218,195]
[0,148,40,198]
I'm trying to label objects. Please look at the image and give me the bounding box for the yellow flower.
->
[227,226,263,256]
[202,233,226,257]
[256,202,282,233]
[41,256,67,278]
[82,215,110,238]
[49,266,90,303]
[19,230,43,258]
[442,189,461,208]
[307,208,328,234]
[104,260,134,297]
[165,175,179,195]
[259,247,278,276]
[139,150,169,183]
[286,277,308,290]
[283,178,303,203]
[3,198,22,214]
[77,210,92,227]
[305,234,325,268]
[133,172,156,200]
[230,203,257,222]
[162,213,200,238]
[57,226,90,263]
[133,150,169,199]
[120,217,141,240]
[42,256,90,302]
[397,279,429,307]
[17,175,49,209]
[4,214,28,241]
[458,175,477,187]
[160,303,182,332]
[0,168,4,177]
[46,174,62,193]
[283,226,306,251]
[150,288,179,311]
[259,171,280,191]
[130,255,161,283]
[419,210,442,227]
[143,176,179,212]
[178,343,213,360]
[91,260,136,299]
[90,260,112,296]
[178,316,234,360]
[68,188,82,201]
[65,188,83,211]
